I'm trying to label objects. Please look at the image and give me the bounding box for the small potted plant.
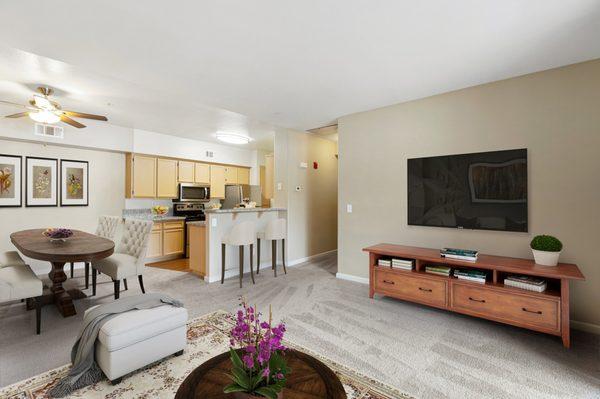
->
[530,235,562,266]
[224,299,290,399]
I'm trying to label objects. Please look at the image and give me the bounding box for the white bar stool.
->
[221,221,256,288]
[256,218,287,277]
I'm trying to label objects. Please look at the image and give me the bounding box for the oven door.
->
[178,184,210,202]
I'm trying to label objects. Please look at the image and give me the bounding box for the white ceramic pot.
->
[532,249,561,266]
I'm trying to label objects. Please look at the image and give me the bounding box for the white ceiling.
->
[0,0,599,137]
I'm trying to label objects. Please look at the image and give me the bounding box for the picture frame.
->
[60,159,89,206]
[26,156,58,207]
[0,154,22,207]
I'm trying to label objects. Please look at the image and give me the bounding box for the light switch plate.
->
[211,217,217,227]
[346,204,353,213]
[299,162,308,169]
[277,182,282,191]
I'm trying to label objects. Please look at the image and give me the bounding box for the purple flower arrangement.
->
[224,299,290,399]
[43,228,73,241]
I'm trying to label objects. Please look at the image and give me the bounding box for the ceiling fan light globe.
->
[215,132,251,145]
[29,110,60,124]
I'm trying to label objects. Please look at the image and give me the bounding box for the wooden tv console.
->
[363,244,585,348]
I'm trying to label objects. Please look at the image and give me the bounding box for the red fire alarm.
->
[313,161,318,169]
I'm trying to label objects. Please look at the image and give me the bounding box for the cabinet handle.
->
[382,279,395,285]
[522,308,542,315]
[419,287,432,292]
[468,297,486,303]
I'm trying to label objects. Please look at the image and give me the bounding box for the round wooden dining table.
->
[10,229,114,317]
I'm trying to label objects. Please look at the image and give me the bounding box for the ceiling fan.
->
[0,86,108,128]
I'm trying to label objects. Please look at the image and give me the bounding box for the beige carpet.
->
[0,253,599,398]
[0,310,409,399]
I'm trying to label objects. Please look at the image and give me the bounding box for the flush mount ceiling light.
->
[215,132,251,145]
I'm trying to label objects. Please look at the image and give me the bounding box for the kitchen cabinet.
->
[195,163,210,184]
[237,168,250,185]
[146,220,185,261]
[224,166,238,184]
[188,224,206,276]
[210,165,226,198]
[157,158,178,198]
[178,161,195,183]
[126,154,157,198]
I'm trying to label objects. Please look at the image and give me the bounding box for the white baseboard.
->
[336,272,369,285]
[571,320,600,335]
[206,249,338,283]
[287,249,337,267]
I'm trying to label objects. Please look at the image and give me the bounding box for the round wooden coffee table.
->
[10,229,114,317]
[175,349,346,399]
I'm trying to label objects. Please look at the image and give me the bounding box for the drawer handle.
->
[418,287,432,292]
[382,279,395,285]
[522,308,542,315]
[468,297,486,303]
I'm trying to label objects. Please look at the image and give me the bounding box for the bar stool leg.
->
[257,238,261,274]
[70,262,74,278]
[221,243,226,284]
[282,238,287,274]
[250,244,255,284]
[272,240,277,277]
[239,245,244,289]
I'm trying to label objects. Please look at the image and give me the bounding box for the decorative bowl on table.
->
[43,228,73,243]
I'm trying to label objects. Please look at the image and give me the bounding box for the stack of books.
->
[377,259,391,267]
[441,248,478,261]
[392,258,414,271]
[504,275,547,292]
[454,269,487,283]
[425,265,452,277]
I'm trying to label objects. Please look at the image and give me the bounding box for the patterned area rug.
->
[0,310,411,399]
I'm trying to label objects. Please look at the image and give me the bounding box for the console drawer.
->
[451,283,559,332]
[374,269,447,307]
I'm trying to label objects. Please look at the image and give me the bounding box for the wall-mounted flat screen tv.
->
[408,149,527,232]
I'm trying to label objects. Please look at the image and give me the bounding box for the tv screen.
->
[407,149,527,232]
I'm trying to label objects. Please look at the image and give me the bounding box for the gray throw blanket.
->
[49,293,183,398]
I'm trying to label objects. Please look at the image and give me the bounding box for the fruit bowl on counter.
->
[43,228,74,243]
[151,205,169,218]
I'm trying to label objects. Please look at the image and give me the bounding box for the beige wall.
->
[275,128,338,261]
[338,59,600,329]
[0,139,125,274]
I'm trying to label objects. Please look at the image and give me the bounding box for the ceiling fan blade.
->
[0,100,32,109]
[5,112,29,118]
[62,110,108,121]
[60,114,86,128]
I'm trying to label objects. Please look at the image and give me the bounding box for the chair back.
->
[224,221,256,246]
[95,215,120,240]
[117,219,154,273]
[264,218,286,241]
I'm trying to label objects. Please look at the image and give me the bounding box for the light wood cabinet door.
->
[147,230,163,258]
[163,228,184,256]
[178,161,195,183]
[195,163,210,184]
[237,168,250,185]
[224,166,238,184]
[189,225,206,276]
[132,155,157,198]
[210,165,226,198]
[157,158,178,198]
[264,154,274,199]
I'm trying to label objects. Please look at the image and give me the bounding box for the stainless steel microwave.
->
[177,183,210,202]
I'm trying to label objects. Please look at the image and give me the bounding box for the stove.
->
[172,202,205,257]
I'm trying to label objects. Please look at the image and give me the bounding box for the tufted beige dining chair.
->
[70,216,120,289]
[0,251,27,268]
[91,219,153,300]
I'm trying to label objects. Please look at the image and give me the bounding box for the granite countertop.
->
[204,207,286,214]
[124,215,186,222]
[186,221,206,226]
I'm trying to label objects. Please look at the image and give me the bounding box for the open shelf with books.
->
[364,243,585,348]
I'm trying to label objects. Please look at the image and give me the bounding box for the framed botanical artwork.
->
[60,159,89,206]
[0,154,22,207]
[26,157,58,207]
